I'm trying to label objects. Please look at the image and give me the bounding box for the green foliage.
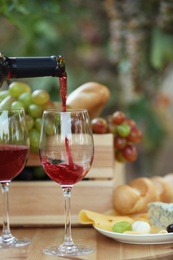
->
[0,0,110,96]
[151,27,173,69]
[0,1,63,55]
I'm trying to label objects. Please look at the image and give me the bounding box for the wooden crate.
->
[0,134,125,227]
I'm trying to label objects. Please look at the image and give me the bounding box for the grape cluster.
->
[91,111,142,163]
[0,82,56,152]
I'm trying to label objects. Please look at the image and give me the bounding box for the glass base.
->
[0,236,31,248]
[43,243,94,257]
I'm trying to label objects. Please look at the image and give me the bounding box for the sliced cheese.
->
[79,210,134,231]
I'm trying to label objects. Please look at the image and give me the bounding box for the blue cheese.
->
[148,202,173,229]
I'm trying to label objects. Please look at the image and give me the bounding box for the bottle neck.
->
[0,54,65,87]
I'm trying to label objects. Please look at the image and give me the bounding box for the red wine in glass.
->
[0,108,31,248]
[39,108,94,257]
[0,145,29,182]
[58,72,84,185]
[41,157,88,186]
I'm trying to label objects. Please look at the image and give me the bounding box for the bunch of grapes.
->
[0,82,56,152]
[91,111,142,163]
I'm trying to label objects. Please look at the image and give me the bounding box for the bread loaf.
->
[113,177,159,215]
[67,82,110,119]
[163,173,173,190]
[150,176,173,203]
[113,174,173,215]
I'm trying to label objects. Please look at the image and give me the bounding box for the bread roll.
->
[113,177,158,215]
[67,82,110,119]
[151,176,173,203]
[164,173,173,192]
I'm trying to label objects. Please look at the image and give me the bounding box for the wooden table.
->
[2,226,173,260]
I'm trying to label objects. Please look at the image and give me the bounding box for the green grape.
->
[115,150,126,163]
[18,92,32,110]
[45,118,54,135]
[112,221,132,233]
[0,96,16,109]
[9,82,31,97]
[28,104,43,118]
[11,100,26,110]
[32,89,50,105]
[42,100,56,110]
[116,123,130,137]
[29,128,40,150]
[25,115,34,131]
[35,117,42,131]
[0,90,9,101]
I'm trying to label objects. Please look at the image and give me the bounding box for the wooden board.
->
[2,227,173,259]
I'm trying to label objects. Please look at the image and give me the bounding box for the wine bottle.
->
[0,53,65,87]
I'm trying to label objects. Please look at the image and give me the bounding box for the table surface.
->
[1,227,173,260]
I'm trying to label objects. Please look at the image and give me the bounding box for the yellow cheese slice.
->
[79,210,134,231]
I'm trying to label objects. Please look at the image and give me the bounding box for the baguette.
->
[67,82,110,119]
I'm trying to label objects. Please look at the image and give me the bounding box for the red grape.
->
[112,111,125,125]
[91,118,108,134]
[124,118,136,127]
[77,108,142,163]
[126,125,142,143]
[114,136,126,150]
[122,145,137,162]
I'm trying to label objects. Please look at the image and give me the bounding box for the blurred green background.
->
[1,0,173,180]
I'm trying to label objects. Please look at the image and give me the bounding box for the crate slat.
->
[0,180,114,227]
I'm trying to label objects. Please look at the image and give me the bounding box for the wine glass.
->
[39,109,94,257]
[0,108,31,248]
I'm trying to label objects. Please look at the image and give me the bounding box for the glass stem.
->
[62,187,74,246]
[1,182,13,242]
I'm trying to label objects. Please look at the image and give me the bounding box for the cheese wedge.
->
[148,202,173,229]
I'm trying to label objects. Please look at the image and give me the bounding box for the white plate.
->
[94,226,173,245]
